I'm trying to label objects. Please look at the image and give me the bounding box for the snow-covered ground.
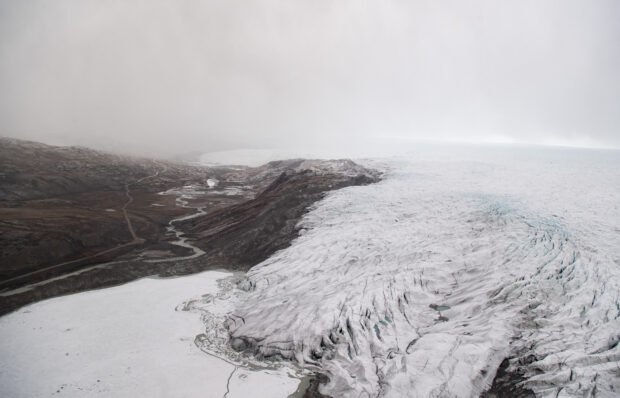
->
[0,271,302,398]
[221,145,620,397]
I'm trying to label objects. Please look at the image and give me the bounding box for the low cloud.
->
[1,0,619,156]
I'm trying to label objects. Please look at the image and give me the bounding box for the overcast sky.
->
[1,0,619,156]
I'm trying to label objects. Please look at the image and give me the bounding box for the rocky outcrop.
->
[181,166,379,271]
[0,138,380,315]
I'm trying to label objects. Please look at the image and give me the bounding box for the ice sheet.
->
[223,146,620,397]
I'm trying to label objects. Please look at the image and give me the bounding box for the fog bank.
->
[1,0,619,156]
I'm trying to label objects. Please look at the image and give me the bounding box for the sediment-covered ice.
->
[223,147,620,397]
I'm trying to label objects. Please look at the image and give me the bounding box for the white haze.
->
[1,0,619,157]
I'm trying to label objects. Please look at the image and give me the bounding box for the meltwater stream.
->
[147,185,206,264]
[205,147,620,397]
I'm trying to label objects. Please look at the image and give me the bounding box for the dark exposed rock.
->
[302,373,331,398]
[0,138,380,315]
[482,358,536,398]
[0,137,216,281]
[180,169,379,271]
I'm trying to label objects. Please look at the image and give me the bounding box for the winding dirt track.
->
[121,182,141,242]
[121,162,167,243]
[0,163,166,288]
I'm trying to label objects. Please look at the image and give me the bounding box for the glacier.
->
[210,146,620,397]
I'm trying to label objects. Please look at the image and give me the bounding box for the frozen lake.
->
[0,271,302,398]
